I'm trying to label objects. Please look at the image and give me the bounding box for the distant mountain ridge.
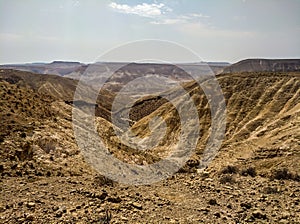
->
[222,59,300,73]
[2,59,300,79]
[0,61,230,78]
[0,61,84,77]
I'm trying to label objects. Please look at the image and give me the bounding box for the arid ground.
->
[0,63,299,223]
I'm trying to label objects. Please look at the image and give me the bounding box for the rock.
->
[289,192,296,197]
[208,199,218,206]
[55,210,63,218]
[120,216,128,221]
[214,212,221,218]
[70,208,76,213]
[132,202,142,210]
[26,213,34,221]
[278,219,289,224]
[227,204,232,209]
[204,178,214,182]
[27,202,35,208]
[240,202,252,209]
[107,196,121,203]
[280,211,290,219]
[199,170,210,177]
[0,206,5,212]
[61,207,67,213]
[252,210,267,219]
[55,206,66,218]
[95,191,107,200]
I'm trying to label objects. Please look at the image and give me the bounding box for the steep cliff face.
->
[130,71,300,173]
[222,59,300,73]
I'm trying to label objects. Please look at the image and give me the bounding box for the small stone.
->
[0,206,5,212]
[26,214,34,221]
[60,206,67,213]
[198,207,209,212]
[95,191,107,200]
[204,178,214,182]
[289,192,296,197]
[107,196,121,203]
[281,212,290,219]
[200,170,210,177]
[55,210,63,218]
[70,208,76,213]
[55,206,66,218]
[27,202,35,208]
[252,210,267,219]
[278,219,289,224]
[237,209,244,214]
[132,202,142,210]
[120,216,128,221]
[208,199,218,206]
[214,212,221,218]
[240,202,252,209]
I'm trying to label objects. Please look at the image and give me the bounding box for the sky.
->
[0,0,299,64]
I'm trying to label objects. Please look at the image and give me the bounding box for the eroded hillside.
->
[0,69,299,223]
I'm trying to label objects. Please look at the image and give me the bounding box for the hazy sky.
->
[0,0,299,64]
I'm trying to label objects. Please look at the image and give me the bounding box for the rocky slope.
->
[0,68,299,223]
[0,61,84,77]
[222,59,300,73]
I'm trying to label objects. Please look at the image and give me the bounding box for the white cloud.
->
[109,2,210,26]
[109,2,170,18]
[151,13,210,25]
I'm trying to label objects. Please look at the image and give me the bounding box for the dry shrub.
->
[220,165,239,174]
[262,186,279,194]
[270,168,299,181]
[15,141,33,161]
[99,209,112,224]
[37,138,56,153]
[241,166,256,177]
[219,174,236,184]
[94,174,115,187]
